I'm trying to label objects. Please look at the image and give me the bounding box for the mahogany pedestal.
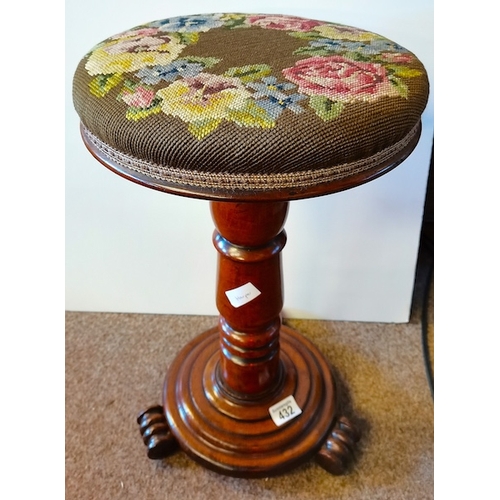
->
[137,201,359,477]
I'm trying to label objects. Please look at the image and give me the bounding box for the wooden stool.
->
[72,13,429,478]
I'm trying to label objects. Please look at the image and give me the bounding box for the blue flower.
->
[136,60,205,84]
[254,92,306,120]
[247,76,296,97]
[153,14,224,33]
[309,39,366,52]
[247,76,305,119]
[363,39,407,54]
[309,38,407,55]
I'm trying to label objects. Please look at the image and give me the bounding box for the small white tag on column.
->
[269,395,302,427]
[225,282,261,308]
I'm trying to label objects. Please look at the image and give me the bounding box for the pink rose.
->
[380,53,414,64]
[112,28,160,40]
[282,56,397,101]
[247,15,323,32]
[106,33,171,55]
[181,73,250,102]
[121,86,156,108]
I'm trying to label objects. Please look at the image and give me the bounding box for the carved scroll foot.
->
[137,405,179,460]
[315,416,360,475]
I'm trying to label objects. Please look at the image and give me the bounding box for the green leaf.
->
[184,56,221,69]
[224,64,272,83]
[348,52,372,62]
[293,46,332,57]
[228,100,276,129]
[223,15,249,29]
[388,65,422,78]
[309,96,344,121]
[389,76,409,98]
[125,99,162,121]
[178,32,200,45]
[89,73,123,97]
[188,119,222,140]
[288,31,325,41]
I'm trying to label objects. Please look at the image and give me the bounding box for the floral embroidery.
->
[282,56,400,102]
[247,77,306,119]
[247,76,297,95]
[223,64,272,83]
[84,14,424,139]
[295,39,406,58]
[151,14,225,33]
[136,60,205,85]
[117,80,163,121]
[89,73,123,97]
[121,85,156,108]
[313,24,379,42]
[246,14,323,32]
[85,29,185,77]
[155,73,275,139]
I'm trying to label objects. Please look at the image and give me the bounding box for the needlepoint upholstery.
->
[73,13,429,200]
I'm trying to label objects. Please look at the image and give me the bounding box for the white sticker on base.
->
[269,395,302,427]
[225,282,261,308]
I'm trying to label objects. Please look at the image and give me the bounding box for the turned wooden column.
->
[155,201,359,478]
[211,201,288,397]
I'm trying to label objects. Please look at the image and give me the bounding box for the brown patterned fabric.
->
[73,13,429,199]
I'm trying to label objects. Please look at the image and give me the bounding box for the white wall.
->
[65,0,433,322]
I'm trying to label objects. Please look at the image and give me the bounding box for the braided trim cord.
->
[82,123,419,191]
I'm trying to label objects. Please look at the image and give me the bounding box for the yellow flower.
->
[88,73,123,97]
[156,73,252,123]
[220,13,247,22]
[314,24,381,42]
[85,32,185,76]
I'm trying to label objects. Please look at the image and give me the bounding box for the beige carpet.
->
[66,253,433,499]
